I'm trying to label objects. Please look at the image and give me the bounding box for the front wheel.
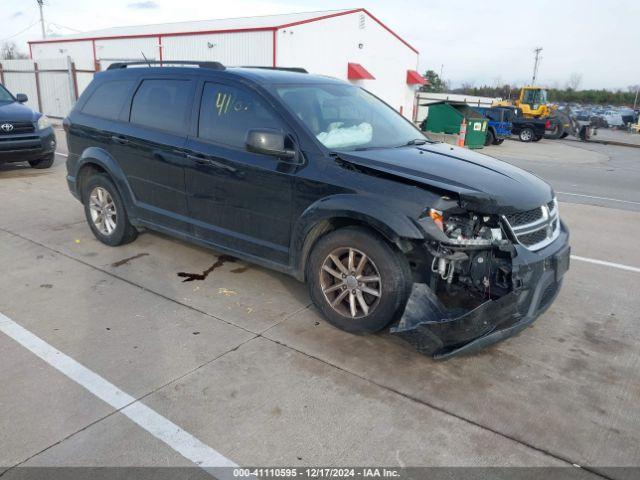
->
[82,173,138,246]
[306,227,412,334]
[28,154,55,169]
[519,128,535,142]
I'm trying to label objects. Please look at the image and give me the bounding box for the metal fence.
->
[0,57,96,119]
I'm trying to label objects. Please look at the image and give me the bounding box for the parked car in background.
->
[501,106,548,142]
[64,62,570,358]
[474,107,512,145]
[0,83,56,169]
[602,110,624,127]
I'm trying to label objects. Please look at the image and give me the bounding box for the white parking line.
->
[557,191,640,206]
[0,312,237,473]
[55,152,68,157]
[571,255,640,273]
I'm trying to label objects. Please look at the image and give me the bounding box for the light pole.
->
[532,47,542,85]
[37,0,46,39]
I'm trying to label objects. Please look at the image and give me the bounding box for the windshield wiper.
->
[397,138,429,147]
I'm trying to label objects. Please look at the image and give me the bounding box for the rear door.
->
[184,81,295,263]
[119,77,196,232]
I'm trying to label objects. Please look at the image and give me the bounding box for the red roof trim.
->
[406,69,426,85]
[28,26,276,45]
[277,8,362,28]
[28,8,419,54]
[348,62,375,80]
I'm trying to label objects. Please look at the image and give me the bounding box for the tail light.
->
[545,119,551,129]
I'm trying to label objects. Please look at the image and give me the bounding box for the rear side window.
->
[130,79,192,134]
[82,80,135,120]
[198,83,284,148]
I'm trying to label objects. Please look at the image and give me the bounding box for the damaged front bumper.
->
[390,226,570,359]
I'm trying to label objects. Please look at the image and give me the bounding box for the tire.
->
[519,127,535,142]
[28,153,55,169]
[560,132,569,138]
[82,173,138,246]
[495,138,505,145]
[545,115,567,139]
[485,129,495,146]
[306,226,412,334]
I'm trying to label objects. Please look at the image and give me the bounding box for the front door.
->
[185,82,295,264]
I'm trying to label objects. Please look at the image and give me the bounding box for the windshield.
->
[522,89,548,105]
[275,84,425,151]
[0,85,14,103]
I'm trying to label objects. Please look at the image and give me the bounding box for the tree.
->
[0,42,29,60]
[566,73,582,91]
[420,69,446,93]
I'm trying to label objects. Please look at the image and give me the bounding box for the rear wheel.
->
[519,127,535,142]
[485,129,495,146]
[306,227,412,334]
[82,173,138,246]
[494,138,505,145]
[545,114,568,139]
[28,153,55,169]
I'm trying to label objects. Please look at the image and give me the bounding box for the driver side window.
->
[198,82,284,149]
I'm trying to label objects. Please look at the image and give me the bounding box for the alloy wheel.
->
[89,186,117,236]
[320,247,382,318]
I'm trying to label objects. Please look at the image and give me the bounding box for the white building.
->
[28,8,425,118]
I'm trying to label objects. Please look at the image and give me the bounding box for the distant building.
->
[28,8,425,117]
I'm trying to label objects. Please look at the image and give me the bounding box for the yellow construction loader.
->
[494,86,576,139]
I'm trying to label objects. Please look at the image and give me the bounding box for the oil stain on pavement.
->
[177,255,237,282]
[111,253,149,267]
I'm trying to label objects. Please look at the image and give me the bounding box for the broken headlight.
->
[427,208,502,246]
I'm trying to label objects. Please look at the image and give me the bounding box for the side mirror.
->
[16,93,28,103]
[246,129,296,160]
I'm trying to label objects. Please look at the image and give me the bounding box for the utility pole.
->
[634,85,639,110]
[531,47,542,85]
[37,0,46,39]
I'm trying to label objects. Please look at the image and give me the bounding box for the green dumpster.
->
[419,101,487,149]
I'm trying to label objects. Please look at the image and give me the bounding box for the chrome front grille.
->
[502,199,560,251]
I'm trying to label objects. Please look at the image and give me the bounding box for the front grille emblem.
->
[503,202,559,251]
[0,123,14,132]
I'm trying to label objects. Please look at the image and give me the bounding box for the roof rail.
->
[240,66,308,74]
[107,60,225,70]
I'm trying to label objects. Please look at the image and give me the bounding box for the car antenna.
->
[140,51,151,67]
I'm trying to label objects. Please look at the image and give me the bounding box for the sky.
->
[1,0,638,90]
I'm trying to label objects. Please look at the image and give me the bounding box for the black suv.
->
[0,84,56,169]
[64,62,570,358]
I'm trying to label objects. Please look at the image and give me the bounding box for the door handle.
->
[186,154,242,177]
[153,149,188,166]
[187,154,212,166]
[111,135,129,145]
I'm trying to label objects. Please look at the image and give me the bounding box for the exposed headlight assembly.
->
[427,208,502,247]
[36,115,50,130]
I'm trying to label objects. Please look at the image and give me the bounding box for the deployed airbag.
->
[317,122,373,149]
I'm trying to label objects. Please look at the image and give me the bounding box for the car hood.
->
[0,101,38,122]
[336,143,553,214]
